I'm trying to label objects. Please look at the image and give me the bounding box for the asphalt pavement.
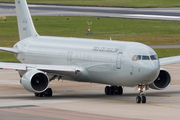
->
[0,63,180,120]
[1,3,180,21]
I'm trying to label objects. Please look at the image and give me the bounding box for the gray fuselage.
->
[14,36,160,87]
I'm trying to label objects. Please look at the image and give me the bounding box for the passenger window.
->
[142,55,150,60]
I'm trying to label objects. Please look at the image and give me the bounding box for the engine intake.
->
[149,68,171,90]
[21,69,49,93]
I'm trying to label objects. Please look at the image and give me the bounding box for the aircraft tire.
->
[117,86,123,95]
[44,88,53,97]
[105,86,110,95]
[34,93,38,97]
[38,93,44,97]
[34,93,43,97]
[142,96,146,103]
[109,86,114,95]
[136,96,141,103]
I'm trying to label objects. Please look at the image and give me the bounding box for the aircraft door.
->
[67,51,73,61]
[116,52,123,69]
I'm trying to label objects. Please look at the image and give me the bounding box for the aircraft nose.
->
[143,60,160,82]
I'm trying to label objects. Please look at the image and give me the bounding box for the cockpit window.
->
[132,55,141,61]
[142,55,150,60]
[150,55,158,60]
[136,55,141,60]
[132,55,158,61]
[132,55,137,61]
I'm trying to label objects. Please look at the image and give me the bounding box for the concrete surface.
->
[0,63,180,120]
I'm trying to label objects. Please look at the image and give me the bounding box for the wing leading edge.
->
[0,62,80,75]
[159,56,180,66]
[0,47,18,54]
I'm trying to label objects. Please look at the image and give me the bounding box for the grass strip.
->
[1,16,180,47]
[154,48,180,58]
[1,16,180,62]
[0,52,19,62]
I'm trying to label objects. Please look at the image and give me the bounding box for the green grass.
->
[1,16,180,62]
[1,16,180,47]
[1,0,180,7]
[0,52,19,62]
[154,48,180,58]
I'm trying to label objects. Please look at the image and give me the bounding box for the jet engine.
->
[21,69,49,93]
[149,68,171,90]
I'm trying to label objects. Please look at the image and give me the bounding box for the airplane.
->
[0,0,179,104]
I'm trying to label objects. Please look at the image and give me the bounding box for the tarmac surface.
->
[0,63,180,120]
[1,3,180,21]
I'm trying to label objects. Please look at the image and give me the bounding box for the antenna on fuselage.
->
[110,37,112,41]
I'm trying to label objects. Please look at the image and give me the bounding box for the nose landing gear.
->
[136,85,148,103]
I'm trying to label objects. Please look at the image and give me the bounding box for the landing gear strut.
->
[136,85,147,103]
[34,88,53,97]
[105,86,123,95]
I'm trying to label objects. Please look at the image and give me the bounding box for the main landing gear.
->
[105,86,123,95]
[34,88,53,97]
[136,85,147,103]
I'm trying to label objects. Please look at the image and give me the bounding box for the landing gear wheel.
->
[105,86,110,95]
[109,86,114,95]
[142,96,146,103]
[136,85,148,104]
[105,86,114,95]
[34,93,38,97]
[34,88,53,97]
[44,88,53,97]
[105,86,123,95]
[38,93,44,97]
[136,96,141,103]
[117,86,123,95]
[34,93,43,97]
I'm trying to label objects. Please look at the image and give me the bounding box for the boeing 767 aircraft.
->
[0,0,179,103]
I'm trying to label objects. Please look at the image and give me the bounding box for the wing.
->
[0,62,81,77]
[0,47,18,54]
[159,56,180,66]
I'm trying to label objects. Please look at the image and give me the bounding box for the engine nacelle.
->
[21,69,49,93]
[149,68,171,90]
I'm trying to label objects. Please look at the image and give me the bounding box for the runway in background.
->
[1,3,180,21]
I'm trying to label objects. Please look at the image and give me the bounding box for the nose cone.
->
[126,42,160,84]
[142,60,160,84]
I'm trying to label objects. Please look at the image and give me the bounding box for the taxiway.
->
[1,3,180,21]
[0,63,180,120]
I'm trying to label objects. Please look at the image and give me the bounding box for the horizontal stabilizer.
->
[0,47,18,54]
